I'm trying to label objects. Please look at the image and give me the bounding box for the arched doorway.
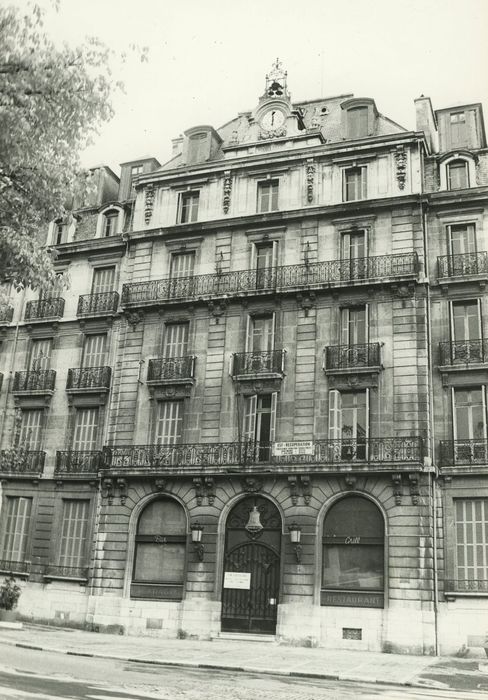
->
[221,496,281,634]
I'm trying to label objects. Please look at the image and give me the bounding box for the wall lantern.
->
[190,521,205,561]
[288,522,302,563]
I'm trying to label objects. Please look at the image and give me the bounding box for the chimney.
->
[172,136,184,157]
[414,96,439,153]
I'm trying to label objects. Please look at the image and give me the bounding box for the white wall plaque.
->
[272,441,314,456]
[223,572,251,589]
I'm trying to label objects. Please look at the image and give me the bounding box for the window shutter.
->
[243,395,257,442]
[271,240,278,268]
[59,500,89,568]
[83,334,107,367]
[451,387,457,441]
[269,392,277,443]
[92,267,115,294]
[365,387,370,439]
[245,315,253,352]
[340,308,349,345]
[361,167,368,199]
[364,304,370,344]
[73,408,99,451]
[482,386,487,439]
[328,390,342,441]
[1,497,32,561]
[342,233,350,261]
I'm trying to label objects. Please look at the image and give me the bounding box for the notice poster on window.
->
[223,572,251,589]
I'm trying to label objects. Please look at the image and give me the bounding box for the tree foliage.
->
[0,3,120,293]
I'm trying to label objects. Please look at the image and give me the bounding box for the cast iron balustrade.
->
[13,369,56,392]
[121,252,419,307]
[104,437,423,472]
[0,305,14,324]
[55,451,103,476]
[66,366,112,390]
[44,564,88,580]
[439,339,488,366]
[440,440,488,466]
[231,350,285,376]
[438,251,488,279]
[147,356,195,382]
[445,579,488,593]
[0,559,30,575]
[0,450,45,475]
[24,297,64,321]
[77,291,119,316]
[325,343,381,370]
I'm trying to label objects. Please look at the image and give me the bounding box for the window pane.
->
[154,401,183,445]
[324,496,383,539]
[83,334,107,367]
[163,323,189,358]
[455,499,488,582]
[92,267,115,293]
[59,500,89,567]
[73,408,99,451]
[1,497,32,561]
[180,192,199,223]
[257,181,279,213]
[138,499,186,536]
[134,543,185,583]
[170,252,195,279]
[19,410,43,449]
[448,161,469,190]
[323,544,384,589]
[30,338,52,370]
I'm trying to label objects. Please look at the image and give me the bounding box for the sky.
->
[13,0,488,173]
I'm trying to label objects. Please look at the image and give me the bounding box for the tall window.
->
[129,164,143,197]
[343,167,367,201]
[247,314,274,352]
[347,107,368,138]
[170,252,195,280]
[103,211,119,237]
[30,338,52,371]
[329,390,368,460]
[450,111,467,147]
[54,221,66,245]
[73,407,99,451]
[257,180,279,213]
[58,500,89,569]
[92,266,115,294]
[322,496,384,599]
[341,230,367,279]
[447,160,469,190]
[82,334,107,367]
[1,497,32,563]
[154,401,183,445]
[132,498,187,595]
[254,242,276,289]
[341,306,367,346]
[178,191,199,223]
[452,387,487,463]
[243,393,277,460]
[455,499,488,585]
[163,323,189,358]
[19,410,43,449]
[448,223,476,256]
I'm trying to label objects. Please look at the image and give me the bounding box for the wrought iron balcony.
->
[0,558,30,575]
[325,343,381,370]
[55,450,103,476]
[439,339,488,366]
[0,449,45,475]
[438,251,488,279]
[24,297,64,321]
[147,356,195,382]
[43,564,88,581]
[445,579,488,593]
[13,369,56,392]
[66,366,112,391]
[0,305,14,324]
[104,437,423,473]
[121,252,419,307]
[231,350,285,376]
[440,440,488,466]
[77,291,119,317]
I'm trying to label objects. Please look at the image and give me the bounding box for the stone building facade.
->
[0,62,487,655]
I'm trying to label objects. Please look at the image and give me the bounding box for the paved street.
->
[0,643,486,700]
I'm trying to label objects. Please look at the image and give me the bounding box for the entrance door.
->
[221,496,281,634]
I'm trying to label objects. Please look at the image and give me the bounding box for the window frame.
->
[153,400,184,446]
[57,498,90,569]
[447,159,470,190]
[0,495,34,567]
[257,179,280,213]
[178,190,200,224]
[342,166,368,202]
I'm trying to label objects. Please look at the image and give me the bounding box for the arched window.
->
[131,498,187,600]
[103,209,119,237]
[322,496,384,607]
[447,159,469,190]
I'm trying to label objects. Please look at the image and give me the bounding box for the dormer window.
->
[347,107,368,138]
[341,98,376,140]
[447,159,469,190]
[129,164,143,197]
[54,220,66,245]
[103,210,119,237]
[178,191,199,224]
[450,112,467,148]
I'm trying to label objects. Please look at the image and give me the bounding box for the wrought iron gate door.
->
[221,541,280,634]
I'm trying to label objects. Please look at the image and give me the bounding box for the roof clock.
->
[257,58,291,139]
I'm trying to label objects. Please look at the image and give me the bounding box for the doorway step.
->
[214,632,276,643]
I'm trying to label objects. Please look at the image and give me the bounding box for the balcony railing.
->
[231,350,285,376]
[0,305,14,324]
[121,253,419,307]
[147,356,195,382]
[67,366,112,390]
[13,369,56,392]
[439,339,488,366]
[77,291,119,316]
[24,297,64,321]
[440,440,488,466]
[0,450,46,475]
[55,451,103,476]
[438,251,488,279]
[104,437,423,472]
[0,559,30,575]
[325,343,381,370]
[44,564,88,580]
[445,579,488,593]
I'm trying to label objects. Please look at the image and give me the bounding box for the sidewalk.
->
[0,623,488,694]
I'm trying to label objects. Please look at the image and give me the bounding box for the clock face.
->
[261,109,285,130]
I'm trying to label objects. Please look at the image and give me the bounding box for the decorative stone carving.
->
[144,184,155,225]
[204,476,215,505]
[409,474,420,505]
[124,310,144,330]
[344,475,357,490]
[297,292,316,317]
[395,147,407,190]
[306,159,315,203]
[301,475,312,505]
[222,171,232,214]
[240,476,263,493]
[193,477,204,506]
[287,475,312,505]
[259,126,287,140]
[288,475,299,505]
[328,372,379,390]
[392,282,415,299]
[391,473,403,506]
[117,478,128,505]
[149,383,193,401]
[102,477,114,505]
[208,299,228,324]
[237,378,282,396]
[154,478,166,491]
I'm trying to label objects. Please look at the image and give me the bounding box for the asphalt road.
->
[0,642,484,700]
